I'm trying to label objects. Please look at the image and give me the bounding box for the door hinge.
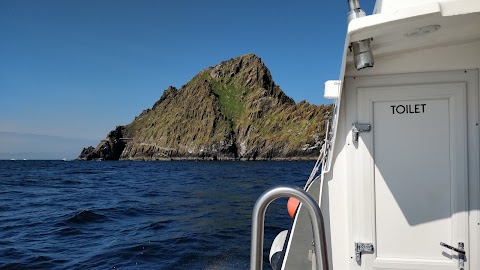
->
[355,242,374,262]
[352,123,371,142]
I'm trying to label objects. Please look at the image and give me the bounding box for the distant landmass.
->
[0,132,98,160]
[78,54,333,161]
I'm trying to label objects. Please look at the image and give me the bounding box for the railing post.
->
[250,186,329,270]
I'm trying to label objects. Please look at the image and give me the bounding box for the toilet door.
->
[356,81,469,270]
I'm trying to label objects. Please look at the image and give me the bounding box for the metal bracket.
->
[458,242,465,270]
[352,123,371,142]
[355,242,374,262]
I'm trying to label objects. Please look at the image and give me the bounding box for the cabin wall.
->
[346,39,480,76]
[324,38,480,269]
[321,91,349,270]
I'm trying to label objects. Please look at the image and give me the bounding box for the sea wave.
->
[65,210,110,224]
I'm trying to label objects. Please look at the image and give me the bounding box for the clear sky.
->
[0,0,375,145]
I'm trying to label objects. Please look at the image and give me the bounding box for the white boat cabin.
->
[280,0,480,269]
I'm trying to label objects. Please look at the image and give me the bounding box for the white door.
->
[356,82,469,270]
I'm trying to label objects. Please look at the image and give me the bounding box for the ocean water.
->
[0,160,311,269]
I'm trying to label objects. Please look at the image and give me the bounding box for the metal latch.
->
[440,242,466,270]
[352,123,371,142]
[355,242,374,262]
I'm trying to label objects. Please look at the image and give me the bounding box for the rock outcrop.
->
[77,146,95,160]
[78,54,333,161]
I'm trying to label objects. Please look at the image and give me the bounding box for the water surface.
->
[0,161,311,269]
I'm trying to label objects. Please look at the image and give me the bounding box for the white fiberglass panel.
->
[373,99,451,260]
[349,72,475,270]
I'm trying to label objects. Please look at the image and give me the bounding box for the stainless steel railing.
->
[250,186,329,270]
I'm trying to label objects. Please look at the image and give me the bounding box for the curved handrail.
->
[250,186,329,270]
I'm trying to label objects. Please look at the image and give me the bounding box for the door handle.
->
[440,242,465,270]
[440,242,465,254]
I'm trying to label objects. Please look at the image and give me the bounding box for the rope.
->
[304,120,331,190]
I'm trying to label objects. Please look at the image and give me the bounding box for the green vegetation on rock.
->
[210,81,245,121]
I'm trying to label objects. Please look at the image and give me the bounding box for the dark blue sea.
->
[0,161,311,269]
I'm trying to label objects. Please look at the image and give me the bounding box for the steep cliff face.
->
[77,126,127,160]
[78,54,333,161]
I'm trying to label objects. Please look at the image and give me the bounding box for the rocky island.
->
[78,54,333,161]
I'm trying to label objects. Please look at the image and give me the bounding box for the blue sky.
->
[0,0,375,153]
